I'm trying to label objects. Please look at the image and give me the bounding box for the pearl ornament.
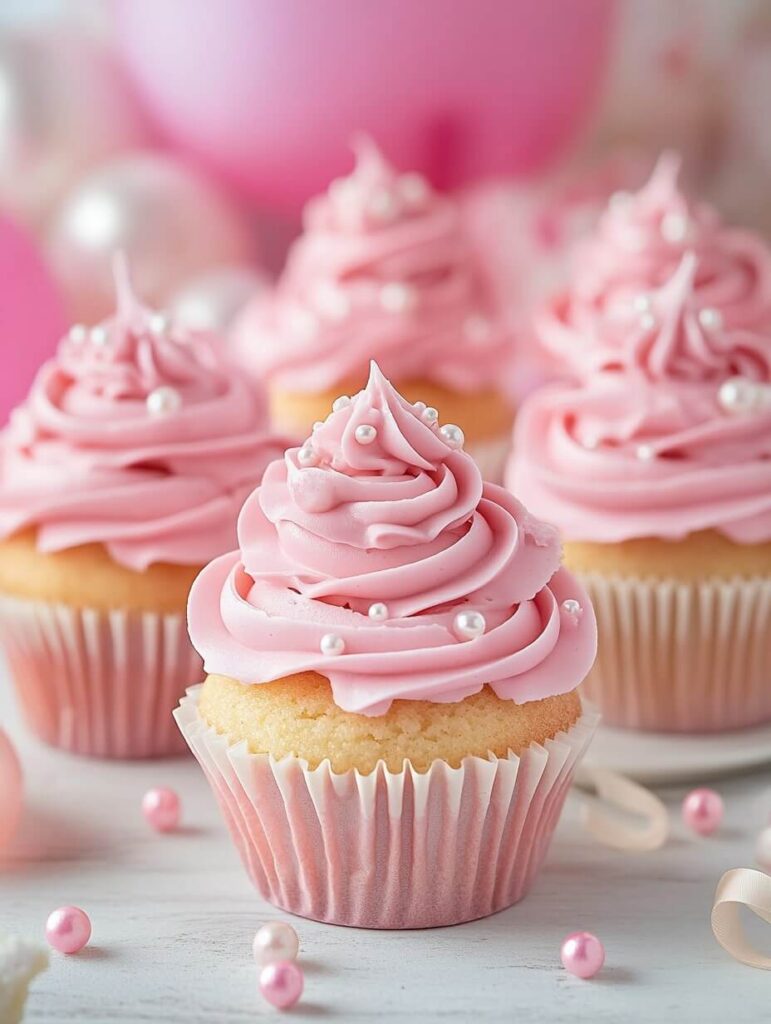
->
[453,610,486,641]
[561,599,583,621]
[332,395,351,412]
[148,312,169,336]
[632,294,652,313]
[68,323,87,344]
[146,386,182,416]
[682,787,723,836]
[561,932,605,979]
[297,445,320,468]
[355,424,377,445]
[368,602,389,622]
[142,787,180,832]
[260,961,304,1010]
[718,377,762,415]
[413,401,426,413]
[660,211,688,243]
[253,921,299,966]
[439,423,464,449]
[638,311,657,331]
[46,907,91,955]
[421,406,439,425]
[698,307,723,331]
[636,444,655,461]
[320,633,345,656]
[89,325,109,346]
[379,282,416,313]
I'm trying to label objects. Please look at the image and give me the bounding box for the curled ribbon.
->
[574,766,669,852]
[712,869,771,969]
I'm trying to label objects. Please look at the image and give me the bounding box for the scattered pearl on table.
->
[452,610,486,641]
[682,787,724,836]
[297,444,320,468]
[45,907,91,955]
[421,406,439,426]
[146,386,182,417]
[142,787,181,833]
[718,377,762,415]
[660,211,688,243]
[464,313,491,343]
[253,922,299,966]
[439,423,464,449]
[399,172,430,206]
[560,931,605,979]
[636,444,655,461]
[379,282,416,314]
[355,424,378,445]
[368,602,389,622]
[320,633,345,656]
[698,307,723,331]
[68,323,87,344]
[755,827,771,870]
[148,312,170,336]
[89,325,109,346]
[259,961,304,1011]
[332,395,351,412]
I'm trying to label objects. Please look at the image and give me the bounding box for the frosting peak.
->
[188,364,596,715]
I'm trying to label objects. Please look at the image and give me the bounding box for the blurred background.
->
[1,0,769,417]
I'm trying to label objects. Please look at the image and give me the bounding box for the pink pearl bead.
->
[561,931,605,979]
[682,788,723,836]
[253,921,300,965]
[45,906,91,954]
[259,961,304,1010]
[142,787,181,832]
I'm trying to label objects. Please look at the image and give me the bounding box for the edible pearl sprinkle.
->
[439,423,464,449]
[379,282,416,313]
[636,444,655,461]
[142,788,180,832]
[355,424,377,445]
[421,406,439,425]
[660,212,688,243]
[46,907,91,955]
[698,307,723,331]
[297,445,320,467]
[718,377,762,415]
[368,602,389,622]
[68,324,87,344]
[632,294,652,313]
[320,633,345,656]
[399,172,430,205]
[638,311,657,331]
[332,395,351,412]
[464,313,491,343]
[453,610,486,641]
[413,401,426,412]
[89,325,109,346]
[146,386,182,416]
[148,312,169,336]
[562,599,583,618]
[253,922,300,967]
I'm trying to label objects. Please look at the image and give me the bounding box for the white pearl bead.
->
[561,599,583,619]
[68,323,87,344]
[399,172,430,205]
[464,313,491,343]
[632,294,652,313]
[379,282,416,313]
[367,187,399,222]
[332,395,351,413]
[756,827,771,871]
[452,610,486,641]
[660,212,688,243]
[368,602,389,622]
[718,377,759,415]
[636,444,655,461]
[421,406,439,425]
[297,444,320,467]
[698,307,723,331]
[146,386,182,416]
[320,633,345,656]
[412,401,426,413]
[253,922,299,966]
[354,424,377,445]
[638,311,657,331]
[90,325,109,346]
[439,423,464,449]
[148,312,170,336]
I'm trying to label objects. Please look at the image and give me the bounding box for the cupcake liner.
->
[0,593,202,758]
[466,434,512,484]
[175,686,598,929]
[579,572,771,732]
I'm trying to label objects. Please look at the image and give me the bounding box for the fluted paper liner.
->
[579,572,771,733]
[175,686,598,929]
[0,593,201,758]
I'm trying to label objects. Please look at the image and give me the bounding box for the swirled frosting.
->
[509,254,771,544]
[188,363,595,715]
[0,269,286,570]
[540,153,771,377]
[232,138,511,394]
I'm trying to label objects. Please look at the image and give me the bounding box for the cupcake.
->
[509,251,771,733]
[0,268,285,758]
[232,138,515,482]
[177,362,597,929]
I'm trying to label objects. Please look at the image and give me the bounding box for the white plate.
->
[582,719,771,785]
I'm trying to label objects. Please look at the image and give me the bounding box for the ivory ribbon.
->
[712,869,771,969]
[574,766,669,852]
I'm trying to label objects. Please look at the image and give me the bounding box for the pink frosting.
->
[188,363,595,715]
[233,139,512,394]
[0,269,286,570]
[509,254,771,544]
[539,153,771,377]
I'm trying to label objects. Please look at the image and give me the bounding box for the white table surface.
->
[1,668,770,1024]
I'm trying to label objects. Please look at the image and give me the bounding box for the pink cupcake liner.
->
[175,686,598,929]
[0,593,202,758]
[580,572,771,732]
[466,435,512,484]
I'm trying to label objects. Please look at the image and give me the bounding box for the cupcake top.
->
[0,265,285,571]
[188,363,595,716]
[510,253,771,544]
[233,138,510,394]
[540,153,771,378]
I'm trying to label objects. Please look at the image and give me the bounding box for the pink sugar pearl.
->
[260,961,304,1010]
[46,906,91,954]
[682,788,723,836]
[561,931,605,979]
[142,787,181,832]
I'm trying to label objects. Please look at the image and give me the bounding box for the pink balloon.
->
[115,0,615,211]
[0,215,67,422]
[0,728,22,852]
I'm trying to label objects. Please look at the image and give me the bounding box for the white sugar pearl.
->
[632,294,652,313]
[368,602,389,622]
[698,307,724,331]
[297,444,320,467]
[660,212,688,243]
[638,311,657,331]
[756,827,771,870]
[146,386,182,416]
[399,172,430,205]
[379,282,416,313]
[68,323,87,344]
[253,922,299,966]
[439,423,464,449]
[562,599,583,619]
[636,444,655,461]
[320,633,345,656]
[332,395,351,413]
[718,376,764,415]
[355,424,377,445]
[421,406,439,426]
[367,187,399,222]
[148,312,170,336]
[452,610,486,641]
[464,313,491,343]
[90,325,109,346]
[412,401,426,413]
